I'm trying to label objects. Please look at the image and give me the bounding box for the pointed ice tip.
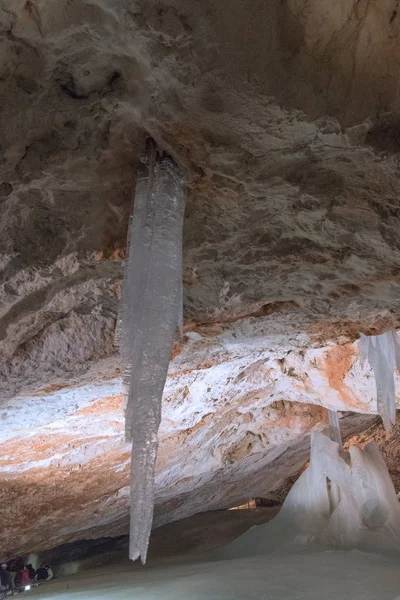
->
[382,411,395,433]
[129,545,147,564]
[129,547,140,562]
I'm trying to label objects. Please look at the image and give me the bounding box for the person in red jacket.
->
[20,566,30,586]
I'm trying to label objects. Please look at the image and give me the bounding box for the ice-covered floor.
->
[29,550,400,600]
[27,433,400,599]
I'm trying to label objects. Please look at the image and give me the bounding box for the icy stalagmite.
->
[117,140,185,563]
[223,431,400,558]
[359,331,400,431]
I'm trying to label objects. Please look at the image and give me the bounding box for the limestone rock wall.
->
[1,0,400,557]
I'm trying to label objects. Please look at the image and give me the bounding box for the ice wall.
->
[359,331,400,430]
[117,141,185,562]
[223,432,400,558]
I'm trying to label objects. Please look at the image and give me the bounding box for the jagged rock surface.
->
[1,0,400,557]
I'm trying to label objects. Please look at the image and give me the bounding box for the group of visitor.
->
[0,561,53,593]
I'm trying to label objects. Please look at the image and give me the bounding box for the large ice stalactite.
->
[359,331,400,431]
[117,141,185,563]
[223,431,400,558]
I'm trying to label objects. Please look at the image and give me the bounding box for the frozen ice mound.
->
[222,432,400,558]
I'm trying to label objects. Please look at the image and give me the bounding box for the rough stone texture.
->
[1,0,400,557]
[0,332,384,557]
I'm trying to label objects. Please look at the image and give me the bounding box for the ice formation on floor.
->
[359,331,400,430]
[222,431,400,558]
[117,141,185,563]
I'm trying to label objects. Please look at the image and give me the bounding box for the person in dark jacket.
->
[0,563,11,590]
[26,564,35,580]
[35,565,49,581]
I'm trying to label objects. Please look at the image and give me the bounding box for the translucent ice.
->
[117,141,185,563]
[223,431,400,558]
[359,331,400,430]
[328,409,342,451]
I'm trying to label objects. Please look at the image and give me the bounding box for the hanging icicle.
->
[117,139,185,563]
[359,330,400,431]
[328,409,343,451]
